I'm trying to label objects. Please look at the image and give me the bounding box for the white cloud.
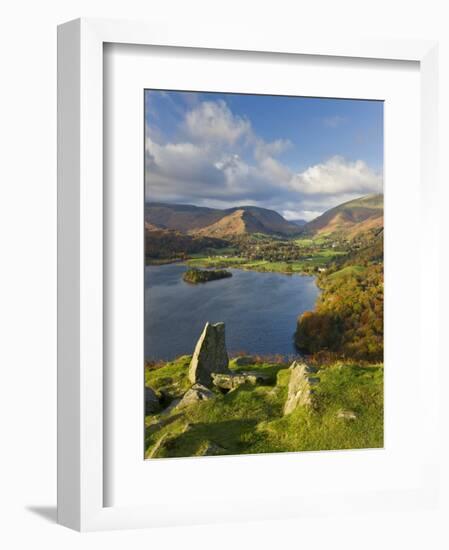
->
[145,99,294,204]
[214,154,251,185]
[184,100,251,145]
[282,209,322,222]
[290,156,382,196]
[259,156,291,183]
[254,138,291,160]
[146,137,221,184]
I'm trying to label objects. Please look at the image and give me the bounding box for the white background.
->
[1,0,448,548]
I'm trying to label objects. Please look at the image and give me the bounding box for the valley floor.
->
[186,255,331,274]
[146,234,348,275]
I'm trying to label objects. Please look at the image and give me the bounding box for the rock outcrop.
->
[212,371,272,391]
[176,383,215,410]
[283,361,319,415]
[145,386,161,414]
[188,322,230,386]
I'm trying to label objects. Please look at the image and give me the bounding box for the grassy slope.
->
[145,356,383,458]
[328,265,366,280]
[301,193,383,237]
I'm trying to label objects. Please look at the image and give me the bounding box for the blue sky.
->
[145,90,383,220]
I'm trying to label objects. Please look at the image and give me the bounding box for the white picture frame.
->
[57,17,440,531]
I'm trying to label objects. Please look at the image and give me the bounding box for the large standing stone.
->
[283,361,319,415]
[188,322,230,386]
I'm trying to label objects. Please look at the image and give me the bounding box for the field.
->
[145,355,383,458]
[185,238,346,274]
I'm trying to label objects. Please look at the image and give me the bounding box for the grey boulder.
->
[212,371,272,391]
[283,361,319,415]
[176,383,215,410]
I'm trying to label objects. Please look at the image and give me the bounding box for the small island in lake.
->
[183,267,233,284]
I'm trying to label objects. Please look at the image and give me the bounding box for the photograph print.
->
[144,90,384,459]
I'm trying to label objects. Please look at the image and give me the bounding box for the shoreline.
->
[146,257,323,278]
[145,257,184,266]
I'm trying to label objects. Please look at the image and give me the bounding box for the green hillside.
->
[145,356,383,458]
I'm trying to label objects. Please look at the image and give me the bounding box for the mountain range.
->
[145,194,383,239]
[145,203,300,237]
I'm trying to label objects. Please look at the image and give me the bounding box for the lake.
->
[145,263,320,361]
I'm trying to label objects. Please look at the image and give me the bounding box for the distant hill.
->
[144,203,224,233]
[193,209,267,238]
[145,226,229,261]
[145,203,301,237]
[302,194,383,238]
